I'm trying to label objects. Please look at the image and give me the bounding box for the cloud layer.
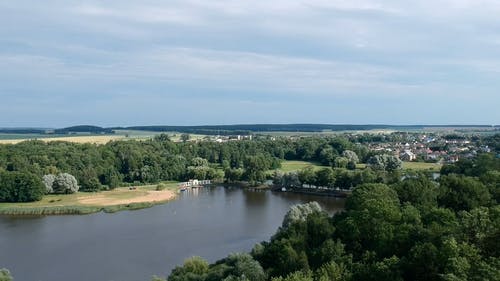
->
[0,0,499,126]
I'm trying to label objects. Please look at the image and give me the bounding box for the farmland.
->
[0,131,210,145]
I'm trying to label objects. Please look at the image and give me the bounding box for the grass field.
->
[402,161,442,171]
[357,162,441,171]
[0,181,179,215]
[278,160,325,172]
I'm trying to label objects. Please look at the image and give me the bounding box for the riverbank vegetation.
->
[0,182,178,215]
[154,155,499,281]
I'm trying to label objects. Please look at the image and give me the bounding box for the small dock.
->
[178,179,211,190]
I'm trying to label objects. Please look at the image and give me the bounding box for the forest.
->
[157,154,500,281]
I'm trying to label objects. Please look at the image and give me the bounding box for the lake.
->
[0,186,345,281]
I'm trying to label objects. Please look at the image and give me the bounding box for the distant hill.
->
[112,124,399,134]
[111,124,499,135]
[0,124,497,136]
[54,125,114,134]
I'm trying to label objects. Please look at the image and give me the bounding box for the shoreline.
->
[272,187,351,198]
[0,184,178,216]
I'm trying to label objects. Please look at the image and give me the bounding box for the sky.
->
[1,0,499,127]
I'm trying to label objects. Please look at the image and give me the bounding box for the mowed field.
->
[278,160,325,172]
[278,160,441,173]
[402,161,442,171]
[357,162,441,171]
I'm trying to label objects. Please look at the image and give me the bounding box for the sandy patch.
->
[77,189,176,206]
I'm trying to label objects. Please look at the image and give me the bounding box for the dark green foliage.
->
[439,174,491,212]
[168,256,209,281]
[314,168,335,188]
[0,171,45,202]
[162,153,499,281]
[392,174,438,208]
[167,254,265,281]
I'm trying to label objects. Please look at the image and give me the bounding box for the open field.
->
[278,160,325,172]
[0,135,127,145]
[0,130,211,145]
[0,182,179,215]
[402,161,442,171]
[356,162,441,171]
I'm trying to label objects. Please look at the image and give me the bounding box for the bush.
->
[156,183,167,191]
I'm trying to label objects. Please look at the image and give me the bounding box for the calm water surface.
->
[0,186,345,281]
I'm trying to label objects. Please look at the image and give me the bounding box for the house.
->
[400,151,416,161]
[447,155,459,163]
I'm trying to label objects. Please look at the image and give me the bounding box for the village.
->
[361,132,494,164]
[195,130,496,165]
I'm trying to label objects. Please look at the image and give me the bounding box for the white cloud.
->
[0,0,499,124]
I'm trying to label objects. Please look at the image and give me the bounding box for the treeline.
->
[115,124,398,134]
[157,155,499,281]
[0,136,371,202]
[1,134,497,203]
[54,125,113,134]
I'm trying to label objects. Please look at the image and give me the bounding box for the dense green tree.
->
[271,271,313,281]
[168,256,209,281]
[314,168,335,188]
[318,147,336,166]
[392,174,438,208]
[459,206,500,257]
[337,184,401,257]
[314,261,351,281]
[439,174,491,212]
[333,157,349,169]
[0,171,45,202]
[243,155,269,185]
[224,168,244,183]
[298,167,316,187]
[211,253,266,281]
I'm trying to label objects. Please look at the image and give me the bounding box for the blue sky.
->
[1,0,499,127]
